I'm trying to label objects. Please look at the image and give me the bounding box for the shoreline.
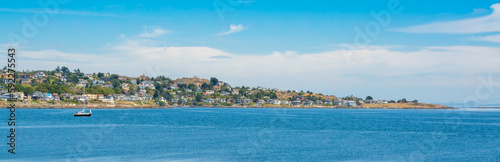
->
[7,105,455,110]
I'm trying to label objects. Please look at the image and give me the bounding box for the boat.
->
[74,86,92,117]
[74,109,92,116]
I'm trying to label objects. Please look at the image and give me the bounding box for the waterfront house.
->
[346,101,357,107]
[291,101,301,106]
[32,91,45,100]
[243,99,251,105]
[272,100,281,105]
[97,94,105,100]
[204,98,215,104]
[60,93,75,100]
[304,100,314,106]
[315,100,323,105]
[102,98,114,105]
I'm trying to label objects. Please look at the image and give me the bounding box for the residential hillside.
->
[0,66,451,109]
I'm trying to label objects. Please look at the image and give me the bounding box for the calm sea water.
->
[1,108,499,161]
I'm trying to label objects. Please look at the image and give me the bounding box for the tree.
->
[61,66,70,74]
[366,96,373,100]
[97,72,104,78]
[24,86,35,95]
[113,87,122,94]
[111,79,121,88]
[195,93,203,102]
[210,77,218,86]
[153,90,160,99]
[55,66,60,72]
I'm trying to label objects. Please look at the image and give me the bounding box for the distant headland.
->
[1,66,452,109]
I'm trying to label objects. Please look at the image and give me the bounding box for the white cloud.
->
[471,34,500,43]
[217,24,245,36]
[393,3,500,34]
[139,27,169,38]
[473,8,489,14]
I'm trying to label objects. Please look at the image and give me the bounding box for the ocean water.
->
[1,108,499,161]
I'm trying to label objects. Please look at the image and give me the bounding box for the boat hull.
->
[74,113,92,116]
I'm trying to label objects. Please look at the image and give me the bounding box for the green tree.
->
[113,87,122,94]
[195,93,203,102]
[61,66,70,74]
[97,72,104,78]
[24,86,35,95]
[210,77,218,86]
[111,79,121,88]
[366,96,373,100]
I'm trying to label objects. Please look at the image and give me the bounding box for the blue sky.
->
[1,0,500,105]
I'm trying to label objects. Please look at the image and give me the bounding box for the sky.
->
[1,0,500,105]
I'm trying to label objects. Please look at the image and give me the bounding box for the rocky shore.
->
[4,101,453,109]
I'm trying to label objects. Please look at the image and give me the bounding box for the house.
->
[52,93,59,101]
[121,83,130,90]
[118,76,129,81]
[102,98,114,105]
[213,85,221,90]
[60,93,75,100]
[170,86,177,90]
[205,90,215,94]
[315,100,323,105]
[304,100,314,106]
[324,100,333,105]
[220,91,230,96]
[235,99,242,104]
[92,80,105,85]
[232,89,239,95]
[45,93,54,101]
[84,94,97,100]
[97,94,105,100]
[34,72,45,78]
[20,78,30,85]
[102,84,114,89]
[346,101,357,107]
[334,100,345,106]
[291,101,301,106]
[272,100,281,105]
[281,100,291,105]
[243,99,251,105]
[141,81,155,87]
[32,91,45,100]
[204,98,215,103]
